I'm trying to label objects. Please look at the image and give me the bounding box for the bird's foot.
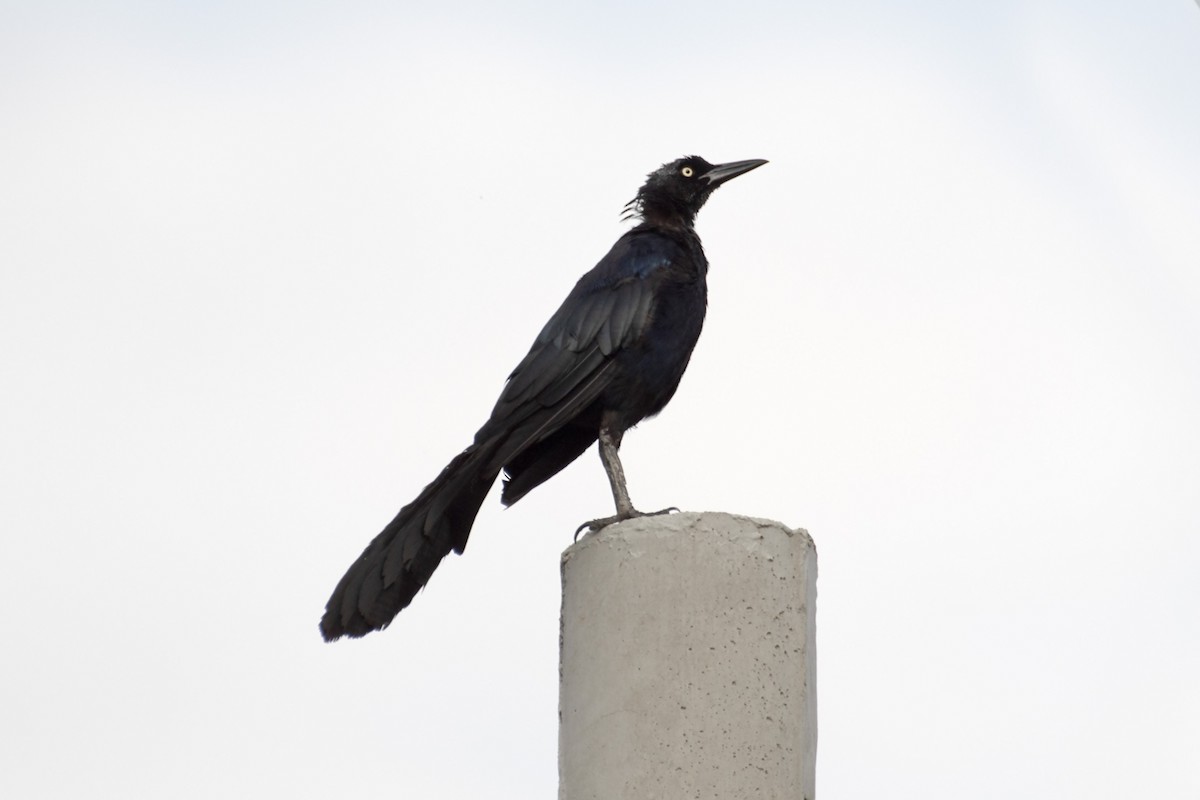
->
[574,506,679,541]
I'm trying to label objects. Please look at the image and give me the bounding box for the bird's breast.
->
[600,274,707,430]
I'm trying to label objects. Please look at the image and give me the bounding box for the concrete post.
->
[559,511,817,800]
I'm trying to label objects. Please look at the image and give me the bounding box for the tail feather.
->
[320,444,500,641]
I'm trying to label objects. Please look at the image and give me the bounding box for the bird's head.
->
[626,156,767,228]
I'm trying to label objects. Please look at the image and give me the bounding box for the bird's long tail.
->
[320,441,500,640]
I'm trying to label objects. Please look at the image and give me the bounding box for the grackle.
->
[320,156,767,640]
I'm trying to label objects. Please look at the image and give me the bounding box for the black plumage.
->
[320,155,767,640]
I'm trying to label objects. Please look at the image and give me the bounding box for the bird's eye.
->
[681,166,694,177]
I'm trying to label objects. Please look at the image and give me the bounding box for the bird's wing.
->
[482,232,678,442]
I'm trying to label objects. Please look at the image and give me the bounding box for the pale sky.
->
[3,2,1199,798]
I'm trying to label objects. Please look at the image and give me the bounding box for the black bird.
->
[320,156,767,640]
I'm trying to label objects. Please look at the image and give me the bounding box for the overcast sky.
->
[3,1,1199,798]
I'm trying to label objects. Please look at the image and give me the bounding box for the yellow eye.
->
[681,166,694,177]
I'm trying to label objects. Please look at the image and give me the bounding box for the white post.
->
[559,511,817,800]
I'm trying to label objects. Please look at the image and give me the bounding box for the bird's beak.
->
[701,159,769,186]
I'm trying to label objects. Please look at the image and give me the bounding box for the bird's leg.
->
[599,424,635,518]
[575,420,677,539]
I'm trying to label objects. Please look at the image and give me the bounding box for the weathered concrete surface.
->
[559,511,817,800]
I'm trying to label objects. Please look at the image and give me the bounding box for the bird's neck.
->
[636,200,697,231]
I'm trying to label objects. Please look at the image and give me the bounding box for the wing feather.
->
[484,231,681,445]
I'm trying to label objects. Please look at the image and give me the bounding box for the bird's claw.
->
[574,516,618,540]
[573,506,680,541]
